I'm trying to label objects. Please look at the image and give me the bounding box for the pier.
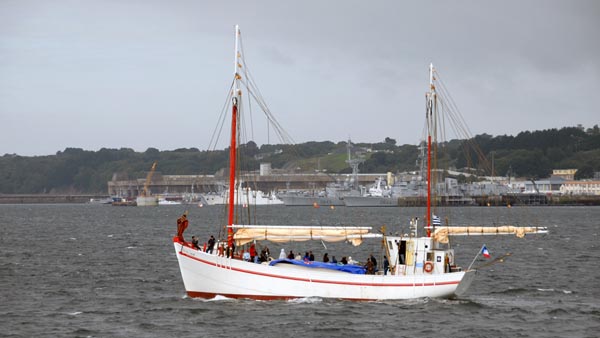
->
[107,172,385,198]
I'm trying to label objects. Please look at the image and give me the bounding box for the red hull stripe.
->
[178,250,461,288]
[186,291,387,301]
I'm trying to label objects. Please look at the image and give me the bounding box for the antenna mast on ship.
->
[227,25,242,247]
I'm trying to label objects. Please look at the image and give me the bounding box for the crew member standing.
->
[249,243,257,262]
[176,212,189,242]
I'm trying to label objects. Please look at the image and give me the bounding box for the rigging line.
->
[235,50,295,145]
[236,75,287,143]
[238,42,269,117]
[444,104,491,174]
[246,78,255,142]
[240,82,294,148]
[244,84,295,145]
[441,101,492,176]
[435,70,474,137]
[208,80,236,151]
[238,40,268,145]
[434,75,468,138]
[238,41,256,143]
[434,75,492,174]
[436,86,469,140]
[235,33,304,164]
[239,97,250,152]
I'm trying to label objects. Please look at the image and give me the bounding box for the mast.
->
[425,63,435,237]
[228,25,241,247]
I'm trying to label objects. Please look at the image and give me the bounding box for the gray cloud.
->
[1,0,598,155]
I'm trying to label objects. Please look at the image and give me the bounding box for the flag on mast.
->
[481,245,491,258]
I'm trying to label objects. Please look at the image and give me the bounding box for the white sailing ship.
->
[173,27,547,300]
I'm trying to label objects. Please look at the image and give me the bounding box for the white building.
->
[560,181,600,195]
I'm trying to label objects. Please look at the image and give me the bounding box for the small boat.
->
[159,198,182,205]
[173,27,547,300]
[88,197,113,204]
[111,197,136,206]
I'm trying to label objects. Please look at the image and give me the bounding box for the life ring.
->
[424,261,434,273]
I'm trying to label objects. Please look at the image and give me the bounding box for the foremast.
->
[228,25,242,248]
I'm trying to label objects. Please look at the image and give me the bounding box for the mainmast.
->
[425,63,436,237]
[228,25,242,247]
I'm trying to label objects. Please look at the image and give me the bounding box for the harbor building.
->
[560,181,600,196]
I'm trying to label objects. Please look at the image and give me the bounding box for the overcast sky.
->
[1,0,598,156]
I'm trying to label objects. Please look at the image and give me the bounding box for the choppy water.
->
[1,204,599,337]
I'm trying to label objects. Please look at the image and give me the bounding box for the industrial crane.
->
[140,162,157,197]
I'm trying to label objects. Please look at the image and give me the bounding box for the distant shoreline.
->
[0,194,109,204]
[1,194,600,206]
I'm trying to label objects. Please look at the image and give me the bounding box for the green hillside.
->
[1,126,599,194]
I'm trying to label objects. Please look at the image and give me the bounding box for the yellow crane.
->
[140,162,157,197]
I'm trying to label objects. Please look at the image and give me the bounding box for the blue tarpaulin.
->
[269,259,366,274]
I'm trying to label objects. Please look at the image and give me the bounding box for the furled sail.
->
[232,225,381,246]
[433,226,548,244]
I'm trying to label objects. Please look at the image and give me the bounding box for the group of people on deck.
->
[242,243,270,263]
[178,213,390,275]
[279,249,383,274]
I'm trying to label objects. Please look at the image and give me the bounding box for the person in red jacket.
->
[176,212,189,241]
[249,243,257,262]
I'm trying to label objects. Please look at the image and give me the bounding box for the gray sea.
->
[1,204,599,337]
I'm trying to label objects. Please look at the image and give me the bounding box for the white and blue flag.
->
[432,214,441,226]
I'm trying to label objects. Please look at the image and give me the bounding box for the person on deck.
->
[249,243,257,262]
[364,258,375,275]
[259,247,268,263]
[383,255,390,275]
[322,253,330,263]
[309,251,315,261]
[206,235,216,253]
[226,242,236,258]
[287,250,295,260]
[176,213,188,242]
[303,252,310,262]
[369,254,378,271]
[340,256,348,265]
[331,255,338,264]
[279,248,286,259]
[191,236,200,250]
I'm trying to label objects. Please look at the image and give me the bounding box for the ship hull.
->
[174,240,466,300]
[343,196,398,207]
[201,190,284,206]
[280,196,345,206]
[136,196,158,206]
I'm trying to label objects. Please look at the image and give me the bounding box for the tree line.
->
[1,126,599,194]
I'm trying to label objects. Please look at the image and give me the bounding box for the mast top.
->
[233,25,241,97]
[429,63,435,90]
